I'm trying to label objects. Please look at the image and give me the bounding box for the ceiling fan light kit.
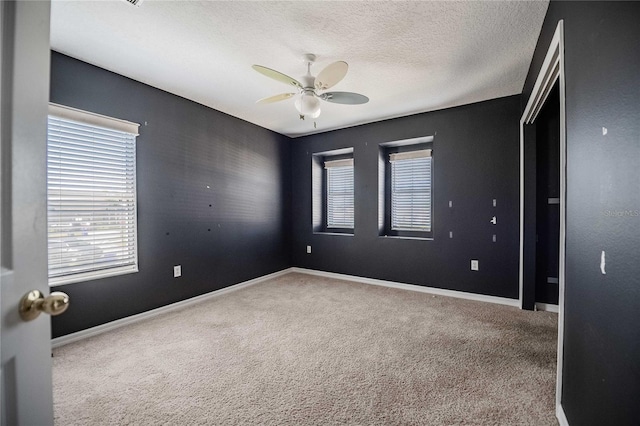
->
[252,53,369,125]
[295,93,321,118]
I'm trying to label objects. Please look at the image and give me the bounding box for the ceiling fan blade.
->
[252,65,302,89]
[256,93,296,104]
[315,61,348,91]
[321,91,369,105]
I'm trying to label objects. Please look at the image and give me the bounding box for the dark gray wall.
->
[523,1,640,424]
[50,52,291,338]
[291,96,521,299]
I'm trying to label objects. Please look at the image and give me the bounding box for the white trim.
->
[535,302,559,313]
[49,265,138,287]
[527,59,560,124]
[51,268,293,348]
[557,403,570,426]
[557,20,568,420]
[48,103,140,135]
[291,267,520,308]
[519,119,525,308]
[519,20,567,422]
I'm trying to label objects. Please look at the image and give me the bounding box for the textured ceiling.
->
[50,0,549,138]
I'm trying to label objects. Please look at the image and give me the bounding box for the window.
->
[311,147,354,234]
[379,137,433,238]
[390,150,432,232]
[325,158,354,229]
[47,104,140,285]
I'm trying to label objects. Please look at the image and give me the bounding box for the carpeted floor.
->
[52,273,558,425]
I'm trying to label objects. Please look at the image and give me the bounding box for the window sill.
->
[379,235,433,241]
[313,231,355,237]
[49,265,138,287]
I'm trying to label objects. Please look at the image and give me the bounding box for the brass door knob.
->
[19,290,69,322]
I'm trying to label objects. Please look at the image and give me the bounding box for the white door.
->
[0,1,61,425]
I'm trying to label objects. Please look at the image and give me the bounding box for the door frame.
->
[518,20,568,425]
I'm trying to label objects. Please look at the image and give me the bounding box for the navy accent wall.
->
[291,95,521,299]
[50,52,291,338]
[523,1,640,424]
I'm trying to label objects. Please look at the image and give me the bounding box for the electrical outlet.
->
[471,260,479,271]
[306,245,312,254]
[173,265,181,277]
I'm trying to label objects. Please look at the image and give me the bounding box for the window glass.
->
[325,158,354,229]
[390,150,432,232]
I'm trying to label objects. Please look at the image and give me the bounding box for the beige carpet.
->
[52,273,558,425]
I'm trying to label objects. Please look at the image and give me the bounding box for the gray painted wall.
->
[50,52,292,338]
[523,1,640,423]
[290,96,522,299]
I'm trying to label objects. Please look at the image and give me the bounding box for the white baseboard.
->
[290,268,520,308]
[557,403,569,426]
[51,268,294,348]
[535,302,559,313]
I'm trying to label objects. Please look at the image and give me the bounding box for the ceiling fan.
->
[252,53,369,123]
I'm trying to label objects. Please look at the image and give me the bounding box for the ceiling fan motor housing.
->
[300,74,315,90]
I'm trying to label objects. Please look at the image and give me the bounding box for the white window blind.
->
[325,158,354,229]
[47,105,139,285]
[390,149,432,232]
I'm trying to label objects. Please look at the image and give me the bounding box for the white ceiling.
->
[50,0,549,138]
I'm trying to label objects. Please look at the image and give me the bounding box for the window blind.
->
[390,150,432,231]
[326,159,354,229]
[47,112,138,284]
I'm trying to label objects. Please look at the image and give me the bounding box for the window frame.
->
[323,154,354,233]
[381,141,433,239]
[47,103,140,286]
[311,147,354,235]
